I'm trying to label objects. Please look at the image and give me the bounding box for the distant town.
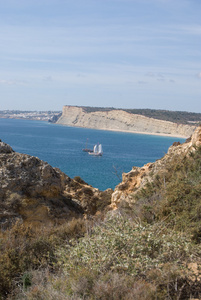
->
[1,108,201,125]
[0,110,62,122]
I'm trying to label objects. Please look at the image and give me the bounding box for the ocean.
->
[0,118,185,191]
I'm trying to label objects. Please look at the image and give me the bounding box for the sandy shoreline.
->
[97,127,189,139]
[58,123,190,139]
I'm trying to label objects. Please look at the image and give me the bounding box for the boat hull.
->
[82,149,93,153]
[88,152,102,156]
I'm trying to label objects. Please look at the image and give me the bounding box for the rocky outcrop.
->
[65,176,113,215]
[1,124,200,228]
[57,106,196,138]
[0,141,79,227]
[0,139,14,153]
[111,125,201,209]
[0,141,112,228]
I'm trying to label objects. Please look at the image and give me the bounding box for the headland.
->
[56,105,198,138]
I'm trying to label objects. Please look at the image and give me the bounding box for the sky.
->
[0,0,201,113]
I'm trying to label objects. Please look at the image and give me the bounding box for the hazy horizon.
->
[2,105,201,115]
[0,0,201,113]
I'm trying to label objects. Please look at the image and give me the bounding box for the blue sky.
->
[0,0,201,112]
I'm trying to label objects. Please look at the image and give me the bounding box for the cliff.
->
[1,124,200,229]
[56,106,196,138]
[1,128,201,299]
[111,125,201,210]
[0,140,112,228]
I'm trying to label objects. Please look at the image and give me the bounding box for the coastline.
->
[96,127,189,139]
[57,106,195,139]
[57,123,189,139]
[1,116,190,139]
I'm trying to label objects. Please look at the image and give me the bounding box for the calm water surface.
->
[0,119,185,190]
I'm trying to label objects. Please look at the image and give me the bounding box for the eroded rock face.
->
[190,125,201,147]
[111,125,201,209]
[0,145,82,227]
[0,140,14,154]
[57,106,195,138]
[2,124,200,227]
[0,153,69,200]
[0,141,112,228]
[65,176,113,215]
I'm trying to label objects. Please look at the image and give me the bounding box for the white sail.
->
[93,144,98,153]
[98,144,103,154]
[88,143,103,156]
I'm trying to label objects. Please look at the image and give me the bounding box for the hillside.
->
[80,106,201,125]
[57,106,196,138]
[1,127,201,299]
[0,140,112,228]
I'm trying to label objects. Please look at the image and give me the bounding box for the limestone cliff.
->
[57,106,196,138]
[0,141,112,228]
[111,125,201,209]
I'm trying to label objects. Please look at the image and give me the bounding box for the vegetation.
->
[133,146,201,237]
[80,106,201,125]
[1,147,201,299]
[0,218,88,299]
[125,108,201,124]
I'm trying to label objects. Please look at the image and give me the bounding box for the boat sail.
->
[98,144,103,154]
[93,144,98,153]
[82,138,93,153]
[89,144,103,156]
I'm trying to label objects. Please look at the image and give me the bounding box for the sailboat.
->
[89,144,103,156]
[82,138,93,153]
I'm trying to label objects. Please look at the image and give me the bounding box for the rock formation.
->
[111,125,201,209]
[0,141,112,228]
[57,106,196,138]
[1,124,200,228]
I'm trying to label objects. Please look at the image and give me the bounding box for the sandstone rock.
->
[2,124,200,227]
[65,177,113,215]
[0,141,112,228]
[57,106,196,138]
[111,125,201,209]
[189,125,201,147]
[0,141,14,153]
[0,146,84,228]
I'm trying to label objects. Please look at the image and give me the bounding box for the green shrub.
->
[57,214,201,299]
[0,217,87,298]
[132,146,201,234]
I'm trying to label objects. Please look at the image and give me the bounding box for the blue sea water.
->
[0,119,185,191]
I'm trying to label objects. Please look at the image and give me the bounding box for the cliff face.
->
[111,125,201,209]
[0,141,112,228]
[1,124,200,228]
[57,106,196,138]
